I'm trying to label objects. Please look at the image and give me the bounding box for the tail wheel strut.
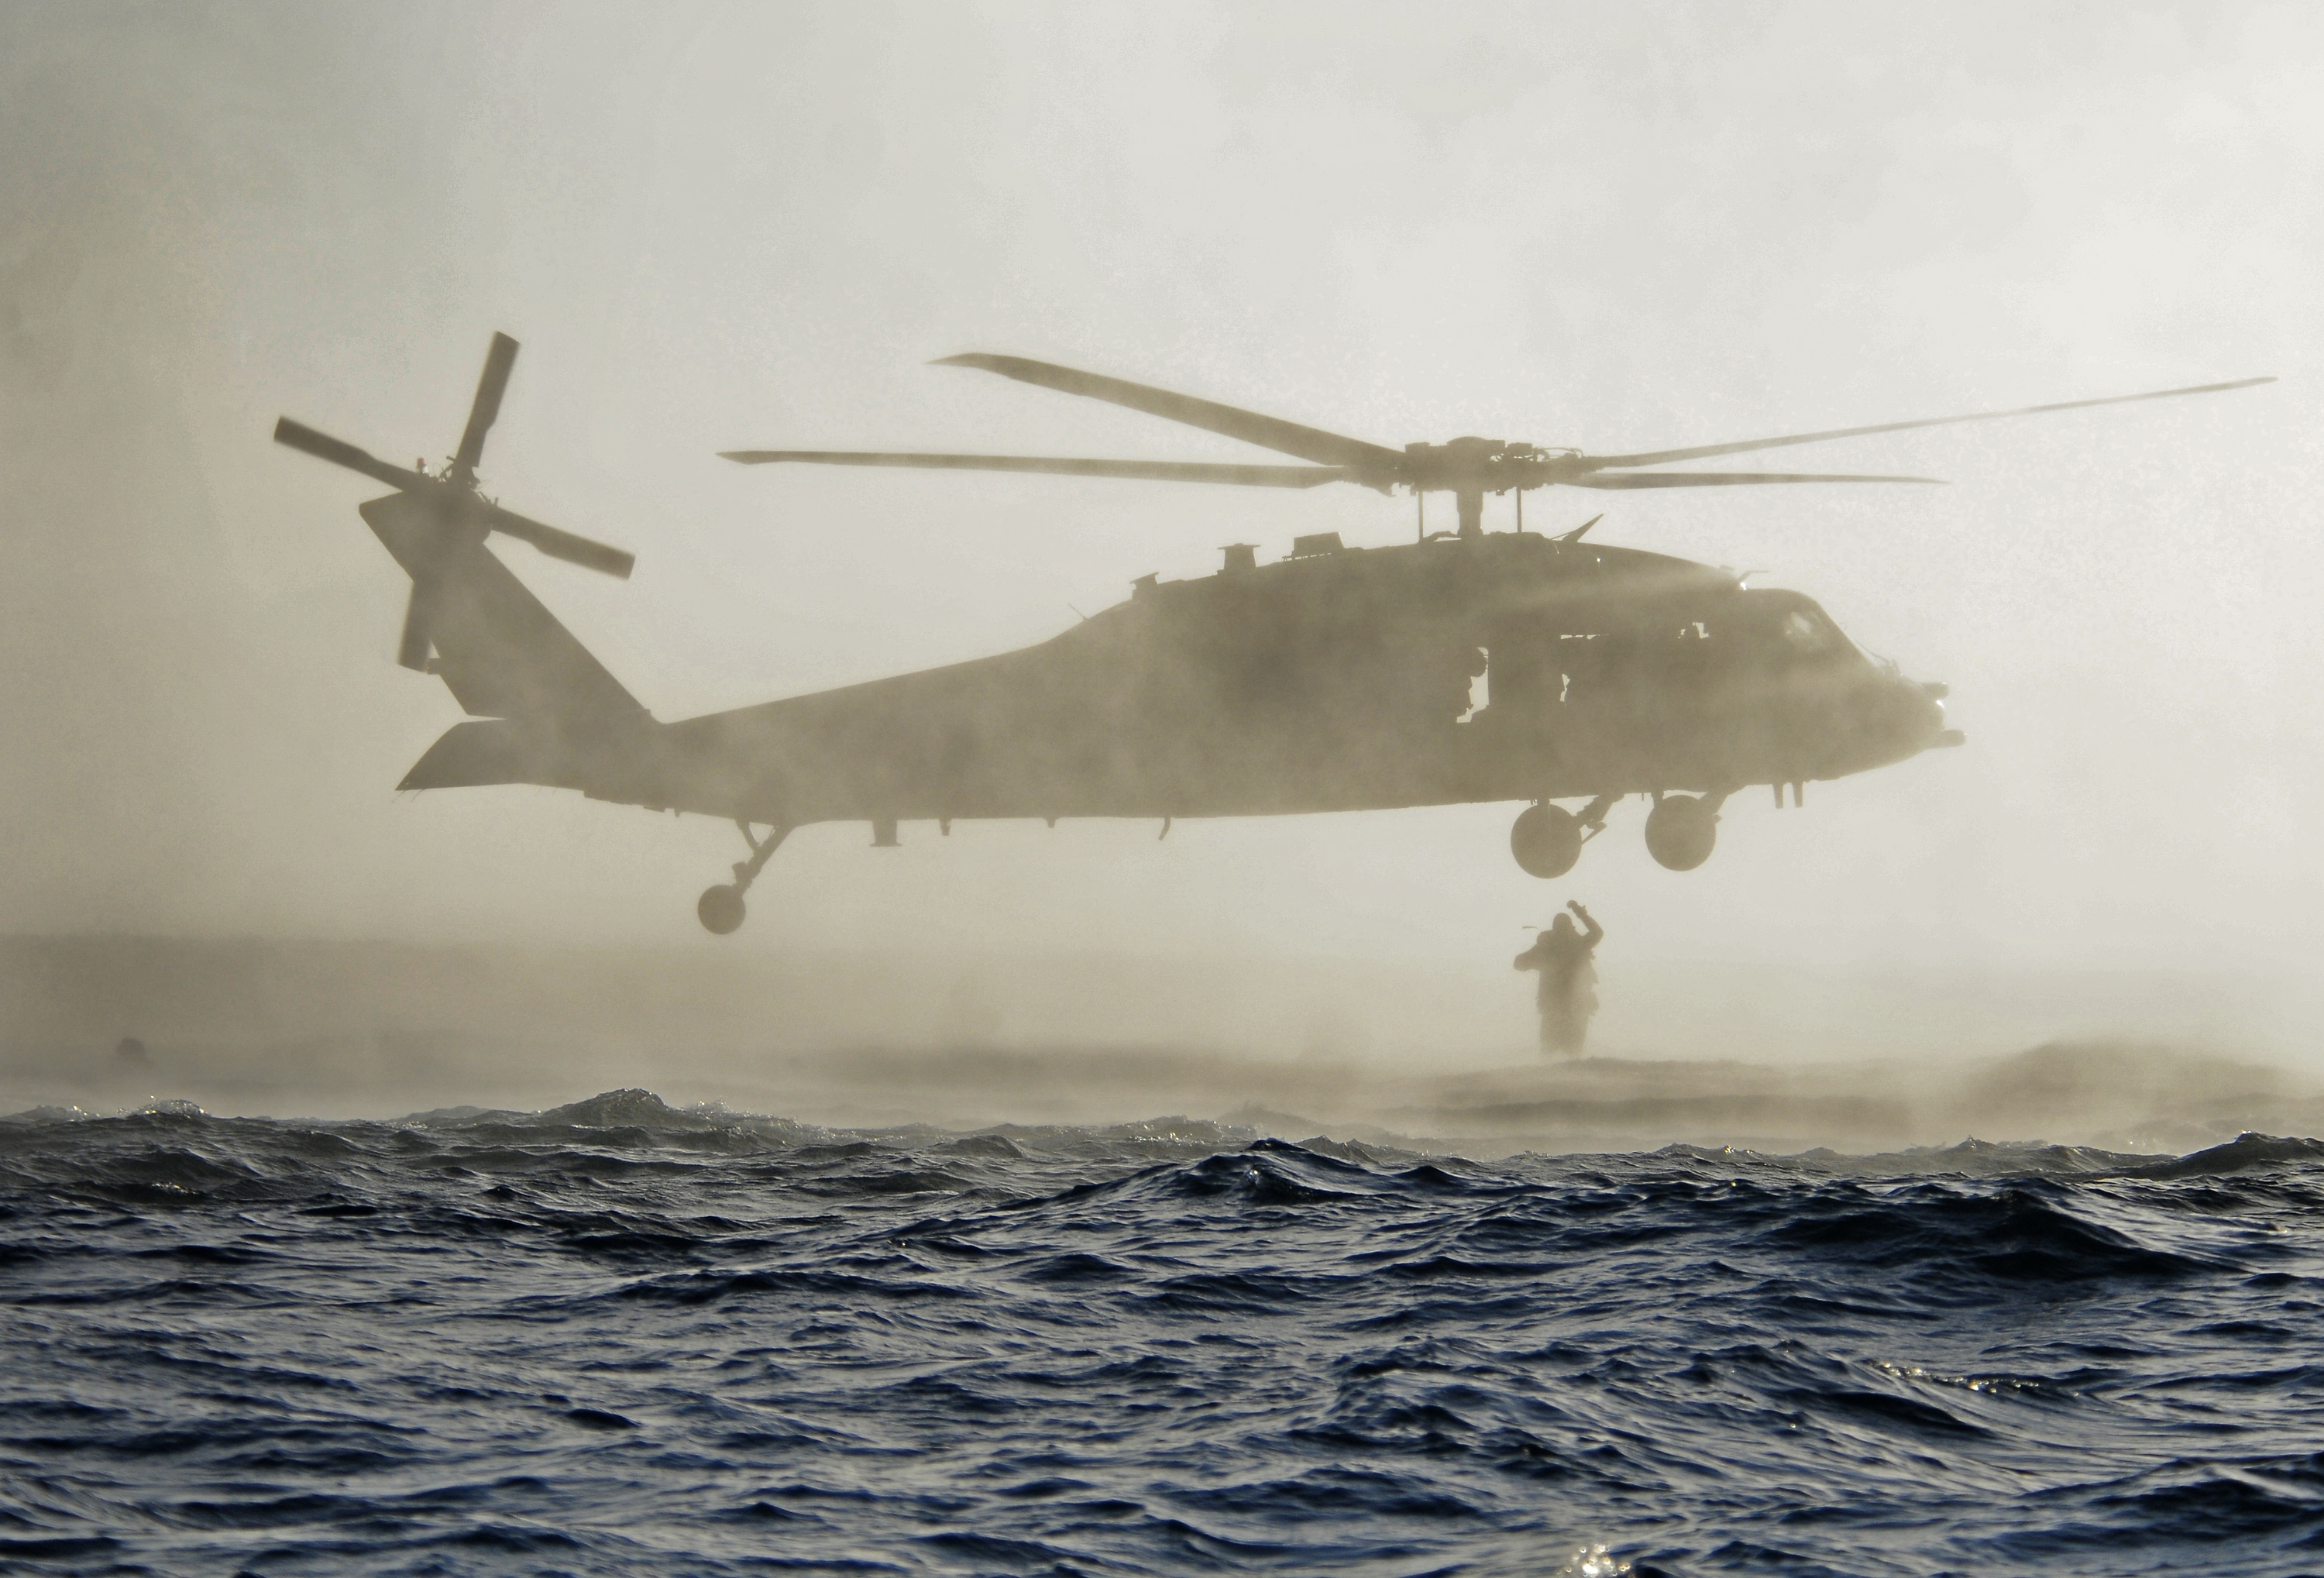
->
[699,820,789,935]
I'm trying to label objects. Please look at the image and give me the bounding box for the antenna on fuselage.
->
[1558,514,1604,545]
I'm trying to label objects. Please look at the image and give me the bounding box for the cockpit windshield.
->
[1742,591,1856,665]
[1779,607,1841,656]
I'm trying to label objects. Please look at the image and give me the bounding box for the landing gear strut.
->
[698,820,789,935]
[1509,795,1614,878]
[1644,792,1724,872]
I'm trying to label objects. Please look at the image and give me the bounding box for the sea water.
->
[4,1089,2321,1576]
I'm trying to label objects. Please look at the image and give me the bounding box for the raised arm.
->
[1570,902,1604,947]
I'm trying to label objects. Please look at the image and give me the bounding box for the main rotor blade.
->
[1590,376,2275,469]
[717,449,1348,488]
[1565,469,1947,490]
[274,418,432,493]
[933,353,1404,472]
[482,502,635,579]
[453,332,520,480]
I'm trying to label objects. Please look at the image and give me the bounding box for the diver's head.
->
[1550,914,1576,935]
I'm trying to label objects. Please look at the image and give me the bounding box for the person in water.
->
[1514,901,1604,1057]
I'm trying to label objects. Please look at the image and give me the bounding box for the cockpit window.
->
[1779,607,1841,656]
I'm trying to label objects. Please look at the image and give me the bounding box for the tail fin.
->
[361,494,655,795]
[362,494,638,720]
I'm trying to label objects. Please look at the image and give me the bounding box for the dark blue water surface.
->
[5,1089,2324,1576]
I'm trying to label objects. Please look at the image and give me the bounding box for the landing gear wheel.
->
[1645,796,1719,872]
[1510,802,1583,878]
[694,821,791,935]
[697,883,747,936]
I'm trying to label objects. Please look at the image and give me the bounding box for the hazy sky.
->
[4,2,2319,1004]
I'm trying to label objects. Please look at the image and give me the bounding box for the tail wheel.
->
[1644,796,1719,871]
[696,884,748,935]
[1510,803,1583,878]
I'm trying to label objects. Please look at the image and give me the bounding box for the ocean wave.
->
[2,1091,2322,1574]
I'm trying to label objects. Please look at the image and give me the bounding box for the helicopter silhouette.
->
[276,339,2269,933]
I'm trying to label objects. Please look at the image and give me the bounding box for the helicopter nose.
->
[1917,682,1964,748]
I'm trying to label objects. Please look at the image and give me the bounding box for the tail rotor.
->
[274,332,635,672]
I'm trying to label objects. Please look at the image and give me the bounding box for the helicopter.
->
[274,337,2269,933]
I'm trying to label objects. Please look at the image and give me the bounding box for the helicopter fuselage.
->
[638,529,1954,831]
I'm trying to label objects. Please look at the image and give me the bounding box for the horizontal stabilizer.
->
[399,720,544,790]
[397,714,669,800]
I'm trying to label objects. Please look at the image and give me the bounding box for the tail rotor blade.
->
[396,579,438,671]
[483,503,636,579]
[452,332,520,480]
[274,418,428,493]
